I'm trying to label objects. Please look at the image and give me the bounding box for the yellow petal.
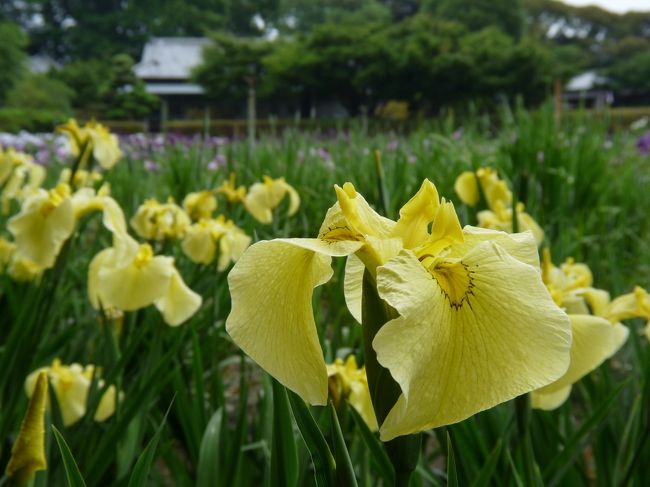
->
[392,179,439,248]
[532,315,626,409]
[373,244,571,440]
[182,222,216,264]
[94,384,118,422]
[580,288,611,317]
[530,385,572,410]
[154,269,202,326]
[226,238,362,405]
[96,250,173,311]
[333,182,395,238]
[448,226,540,268]
[6,372,48,483]
[454,171,480,207]
[344,254,365,323]
[282,180,301,216]
[217,226,251,271]
[8,188,75,269]
[89,124,122,170]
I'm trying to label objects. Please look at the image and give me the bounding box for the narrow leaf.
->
[51,426,87,487]
[329,402,358,487]
[447,431,459,487]
[270,379,299,487]
[197,408,224,487]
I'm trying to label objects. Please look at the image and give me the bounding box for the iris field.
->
[1,104,649,486]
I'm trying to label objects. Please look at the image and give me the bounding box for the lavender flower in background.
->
[208,153,227,171]
[144,160,161,172]
[536,151,545,163]
[636,131,650,155]
[387,139,399,152]
[452,128,464,141]
[296,149,305,164]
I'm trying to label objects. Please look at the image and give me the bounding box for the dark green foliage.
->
[0,21,27,103]
[6,73,73,113]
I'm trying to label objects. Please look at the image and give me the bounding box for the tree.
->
[422,0,526,39]
[0,21,27,103]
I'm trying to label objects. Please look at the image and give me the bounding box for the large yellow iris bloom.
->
[227,180,571,440]
[131,198,191,240]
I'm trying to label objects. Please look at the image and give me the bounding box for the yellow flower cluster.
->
[25,359,119,427]
[529,249,635,409]
[0,146,46,214]
[454,168,544,245]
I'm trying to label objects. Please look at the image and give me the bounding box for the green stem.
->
[361,270,420,485]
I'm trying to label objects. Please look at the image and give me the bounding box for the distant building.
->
[134,37,211,121]
[563,70,612,109]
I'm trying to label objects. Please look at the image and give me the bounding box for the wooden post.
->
[246,75,256,149]
[554,78,562,127]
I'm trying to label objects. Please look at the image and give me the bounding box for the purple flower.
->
[636,131,650,155]
[207,153,227,171]
[317,147,331,161]
[387,139,399,152]
[452,128,463,141]
[144,160,160,172]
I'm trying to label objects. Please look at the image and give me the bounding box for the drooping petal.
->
[454,171,479,207]
[8,188,75,269]
[154,269,202,326]
[226,238,362,405]
[94,385,118,422]
[344,255,364,323]
[333,183,395,238]
[97,253,173,311]
[531,314,625,410]
[530,385,572,410]
[373,244,571,440]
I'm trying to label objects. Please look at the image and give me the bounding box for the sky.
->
[563,0,650,13]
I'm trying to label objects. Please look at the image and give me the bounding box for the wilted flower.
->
[227,180,571,440]
[6,372,47,485]
[182,215,251,270]
[243,176,300,224]
[25,359,118,426]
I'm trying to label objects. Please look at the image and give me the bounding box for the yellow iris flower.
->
[181,215,251,270]
[25,359,118,427]
[216,173,247,203]
[0,148,46,214]
[7,184,76,269]
[454,168,544,246]
[327,356,378,431]
[6,372,48,485]
[183,190,217,221]
[58,119,123,170]
[530,250,629,410]
[243,176,300,224]
[131,198,191,240]
[58,168,103,189]
[89,229,201,326]
[227,180,571,440]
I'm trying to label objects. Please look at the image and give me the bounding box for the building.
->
[563,71,612,109]
[134,37,211,121]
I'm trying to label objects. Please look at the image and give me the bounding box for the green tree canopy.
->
[0,21,27,103]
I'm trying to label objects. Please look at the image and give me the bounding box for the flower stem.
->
[361,269,421,484]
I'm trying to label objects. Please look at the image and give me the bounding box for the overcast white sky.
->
[563,0,650,13]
